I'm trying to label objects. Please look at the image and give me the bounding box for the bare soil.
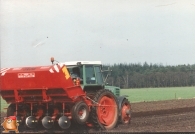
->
[1,98,195,133]
[109,98,195,133]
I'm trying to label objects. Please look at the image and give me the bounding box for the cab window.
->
[94,66,103,85]
[67,66,83,84]
[85,65,96,84]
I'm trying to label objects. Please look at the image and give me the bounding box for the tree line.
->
[102,62,195,88]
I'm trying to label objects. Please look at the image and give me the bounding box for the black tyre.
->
[71,101,89,125]
[120,99,131,125]
[91,89,119,130]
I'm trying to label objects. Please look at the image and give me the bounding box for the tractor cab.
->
[60,61,105,91]
[50,57,120,96]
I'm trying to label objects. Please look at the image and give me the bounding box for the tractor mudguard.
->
[117,95,128,116]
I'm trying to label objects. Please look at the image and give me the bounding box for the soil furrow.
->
[132,106,195,117]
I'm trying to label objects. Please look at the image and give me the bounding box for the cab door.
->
[84,65,104,85]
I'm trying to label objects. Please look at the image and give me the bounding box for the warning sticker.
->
[18,73,35,78]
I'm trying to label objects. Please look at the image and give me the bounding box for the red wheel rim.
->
[97,96,117,126]
[121,103,131,123]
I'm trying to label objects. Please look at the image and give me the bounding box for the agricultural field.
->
[121,86,195,102]
[1,86,195,111]
[0,98,8,112]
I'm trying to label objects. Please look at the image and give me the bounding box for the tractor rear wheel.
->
[120,99,131,124]
[92,89,118,130]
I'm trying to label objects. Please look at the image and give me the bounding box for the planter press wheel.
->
[71,101,89,125]
[92,89,118,130]
[120,98,131,124]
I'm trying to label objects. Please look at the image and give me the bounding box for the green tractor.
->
[58,59,131,127]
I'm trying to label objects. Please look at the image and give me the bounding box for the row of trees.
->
[103,62,195,88]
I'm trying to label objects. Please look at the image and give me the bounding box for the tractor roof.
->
[60,61,102,66]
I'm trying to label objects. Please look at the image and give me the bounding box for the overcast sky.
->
[1,0,195,68]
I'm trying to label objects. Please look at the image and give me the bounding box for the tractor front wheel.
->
[120,99,131,124]
[92,89,118,130]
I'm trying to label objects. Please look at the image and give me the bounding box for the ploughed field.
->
[118,98,195,132]
[1,98,194,133]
